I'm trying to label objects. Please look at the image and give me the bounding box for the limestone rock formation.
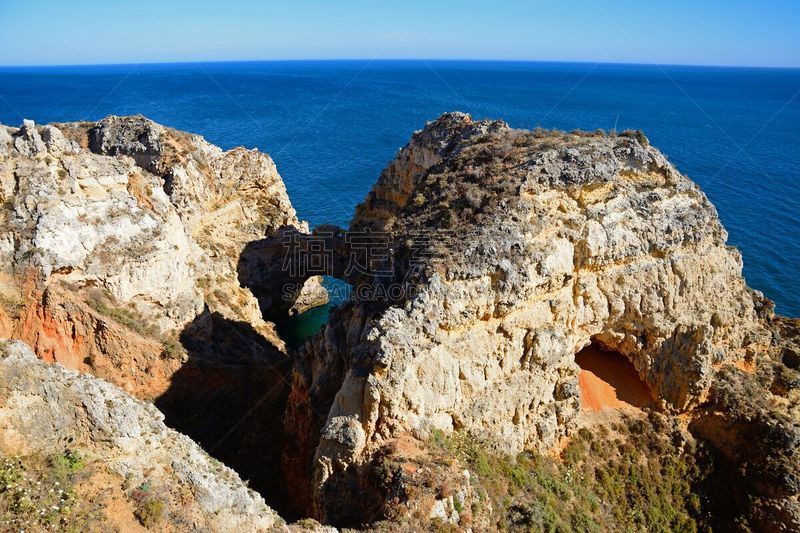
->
[0,115,327,393]
[0,116,327,517]
[2,112,797,530]
[0,339,285,531]
[282,113,795,527]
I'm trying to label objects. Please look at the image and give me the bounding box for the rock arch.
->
[280,113,771,524]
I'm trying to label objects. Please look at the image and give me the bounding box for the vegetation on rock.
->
[373,414,711,532]
[0,450,99,532]
[130,480,165,528]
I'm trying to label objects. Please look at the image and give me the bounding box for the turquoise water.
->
[1,61,798,317]
[277,297,335,350]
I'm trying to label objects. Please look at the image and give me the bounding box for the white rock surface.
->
[0,339,286,531]
[0,115,326,341]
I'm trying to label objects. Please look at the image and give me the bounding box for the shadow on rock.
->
[155,308,297,519]
[688,365,800,531]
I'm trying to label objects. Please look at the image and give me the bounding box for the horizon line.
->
[1,57,799,71]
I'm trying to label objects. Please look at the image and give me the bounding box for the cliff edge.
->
[0,339,285,531]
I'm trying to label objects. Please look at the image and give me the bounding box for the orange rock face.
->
[576,345,655,412]
[10,283,172,398]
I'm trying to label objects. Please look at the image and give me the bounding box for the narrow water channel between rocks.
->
[276,277,352,349]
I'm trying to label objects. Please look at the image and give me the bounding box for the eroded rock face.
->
[285,113,777,524]
[0,116,327,518]
[0,115,326,394]
[0,339,285,531]
[3,113,795,529]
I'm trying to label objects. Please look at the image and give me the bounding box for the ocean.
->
[0,60,798,320]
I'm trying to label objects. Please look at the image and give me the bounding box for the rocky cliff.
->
[1,112,797,531]
[0,115,325,390]
[281,113,798,528]
[0,339,285,531]
[0,116,327,517]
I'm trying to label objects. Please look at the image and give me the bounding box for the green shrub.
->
[160,336,186,360]
[130,480,165,528]
[134,497,164,528]
[50,449,84,480]
[425,415,711,532]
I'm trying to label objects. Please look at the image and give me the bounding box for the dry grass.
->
[84,288,159,338]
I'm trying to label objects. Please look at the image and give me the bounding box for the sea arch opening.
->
[276,276,353,350]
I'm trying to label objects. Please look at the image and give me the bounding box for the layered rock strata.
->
[0,115,327,515]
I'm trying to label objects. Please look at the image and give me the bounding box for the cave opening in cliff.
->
[575,341,655,411]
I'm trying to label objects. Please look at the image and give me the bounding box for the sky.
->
[0,0,798,68]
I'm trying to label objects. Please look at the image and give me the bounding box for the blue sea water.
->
[0,60,798,316]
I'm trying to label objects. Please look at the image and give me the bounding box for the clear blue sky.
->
[1,0,798,67]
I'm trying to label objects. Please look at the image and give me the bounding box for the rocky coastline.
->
[0,113,797,531]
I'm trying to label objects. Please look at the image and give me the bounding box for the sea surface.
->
[1,61,798,323]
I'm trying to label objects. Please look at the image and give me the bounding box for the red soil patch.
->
[576,345,654,412]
